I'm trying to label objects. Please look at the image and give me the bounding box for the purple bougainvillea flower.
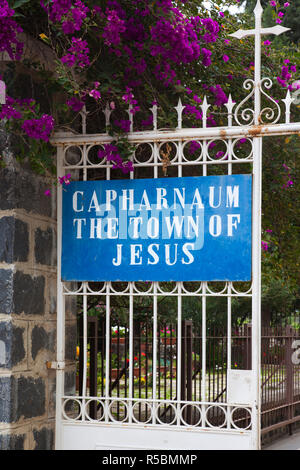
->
[209,84,228,106]
[89,89,101,100]
[215,150,225,159]
[193,94,202,103]
[67,96,85,112]
[201,48,212,67]
[114,119,131,132]
[0,0,24,60]
[189,140,201,154]
[61,37,90,68]
[21,114,54,141]
[58,173,71,185]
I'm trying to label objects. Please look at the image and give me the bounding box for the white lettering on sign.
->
[226,185,239,208]
[72,191,84,212]
[227,214,241,236]
[106,190,117,211]
[209,215,221,237]
[71,186,239,213]
[70,186,243,262]
[66,180,249,272]
[73,218,86,238]
[112,242,196,267]
[209,186,222,208]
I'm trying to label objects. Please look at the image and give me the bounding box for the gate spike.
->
[79,105,89,134]
[225,94,236,127]
[200,96,210,128]
[150,103,158,131]
[175,98,185,129]
[282,89,294,124]
[126,104,134,132]
[103,102,112,131]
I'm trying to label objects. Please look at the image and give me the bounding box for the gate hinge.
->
[46,361,65,370]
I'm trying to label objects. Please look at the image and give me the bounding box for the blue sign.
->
[61,175,252,282]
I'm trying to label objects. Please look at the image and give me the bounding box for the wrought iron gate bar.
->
[60,395,253,430]
[62,285,252,297]
[51,120,300,147]
[54,0,300,450]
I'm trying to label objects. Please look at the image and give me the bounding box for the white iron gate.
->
[51,1,300,450]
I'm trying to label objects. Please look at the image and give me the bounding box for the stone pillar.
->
[0,133,76,449]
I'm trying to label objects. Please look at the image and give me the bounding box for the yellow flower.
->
[76,346,80,358]
[39,33,48,40]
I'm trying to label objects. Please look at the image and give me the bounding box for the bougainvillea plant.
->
[0,0,298,174]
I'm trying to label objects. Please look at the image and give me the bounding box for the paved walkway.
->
[263,431,300,450]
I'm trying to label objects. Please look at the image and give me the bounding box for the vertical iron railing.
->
[261,323,300,437]
[77,316,300,433]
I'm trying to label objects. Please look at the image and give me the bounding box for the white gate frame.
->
[51,0,300,451]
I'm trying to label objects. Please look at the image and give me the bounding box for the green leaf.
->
[11,0,31,8]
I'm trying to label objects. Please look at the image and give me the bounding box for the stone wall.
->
[0,132,76,449]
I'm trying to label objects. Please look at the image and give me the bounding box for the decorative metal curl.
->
[206,282,228,295]
[234,79,255,126]
[259,77,281,124]
[63,282,84,294]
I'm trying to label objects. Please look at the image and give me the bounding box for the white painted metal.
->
[55,145,66,450]
[53,0,300,451]
[52,120,300,146]
[61,423,253,450]
[227,370,254,405]
[0,80,5,104]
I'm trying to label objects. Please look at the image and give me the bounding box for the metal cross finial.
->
[103,102,113,131]
[230,0,290,40]
[229,0,290,124]
[79,105,89,134]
